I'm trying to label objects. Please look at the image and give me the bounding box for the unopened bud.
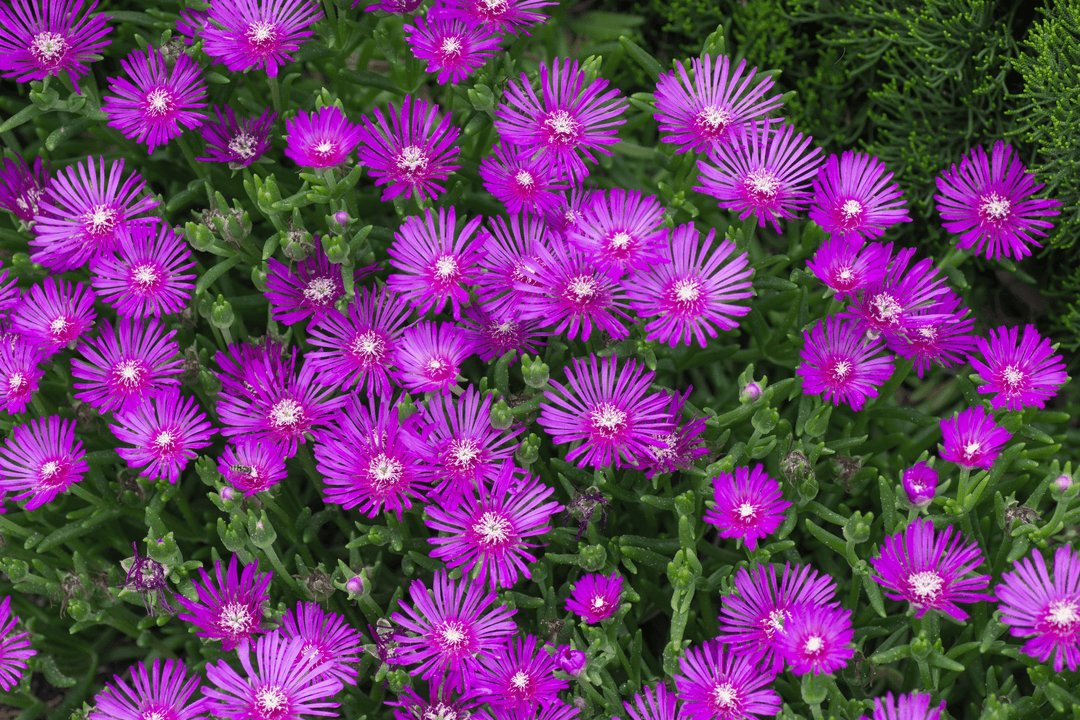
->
[902,462,938,508]
[210,295,234,330]
[521,355,549,389]
[489,398,514,430]
[740,382,763,403]
[346,575,364,595]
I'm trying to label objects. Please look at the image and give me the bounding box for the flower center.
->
[744,169,781,203]
[695,105,733,137]
[269,398,305,432]
[38,458,70,488]
[303,276,338,305]
[439,621,468,649]
[48,315,73,340]
[1001,364,1025,393]
[589,404,628,439]
[446,438,482,473]
[30,31,67,66]
[144,88,175,118]
[509,670,530,691]
[668,277,703,311]
[763,608,788,638]
[478,0,509,15]
[869,292,903,325]
[396,145,429,178]
[312,140,338,163]
[803,635,825,655]
[84,204,120,240]
[736,502,758,521]
[838,198,864,227]
[424,356,455,383]
[433,255,459,281]
[131,263,161,291]
[245,21,279,53]
[591,594,611,612]
[228,131,258,160]
[112,359,147,390]
[978,193,1011,224]
[8,372,28,394]
[218,602,255,636]
[367,452,403,489]
[254,685,288,720]
[565,275,599,303]
[1044,598,1080,633]
[153,430,179,455]
[473,511,512,545]
[711,683,738,711]
[350,330,386,363]
[543,110,580,145]
[440,36,463,58]
[828,359,853,385]
[908,570,944,603]
[514,170,535,190]
[961,441,982,463]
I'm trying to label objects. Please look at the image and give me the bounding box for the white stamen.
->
[228,131,258,160]
[144,88,174,118]
[303,277,337,304]
[433,255,459,281]
[473,511,512,545]
[979,193,1011,223]
[269,399,304,430]
[908,570,944,602]
[544,110,579,144]
[31,32,67,65]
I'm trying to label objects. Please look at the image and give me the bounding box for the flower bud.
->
[843,510,873,544]
[346,575,364,595]
[210,295,234,330]
[521,355,549,389]
[334,210,349,225]
[554,646,587,676]
[251,263,269,292]
[751,407,779,434]
[489,398,514,430]
[740,381,763,403]
[578,544,607,572]
[220,486,236,501]
[902,462,938,508]
[514,433,540,466]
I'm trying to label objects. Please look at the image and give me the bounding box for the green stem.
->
[176,133,207,179]
[268,74,282,118]
[957,466,971,507]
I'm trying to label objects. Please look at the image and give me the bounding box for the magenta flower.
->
[859,693,945,720]
[390,570,518,692]
[111,390,216,484]
[0,416,87,511]
[566,572,623,624]
[870,517,991,621]
[394,321,474,394]
[551,645,586,677]
[696,119,824,232]
[704,464,790,551]
[90,222,196,319]
[0,154,50,224]
[0,340,45,414]
[388,684,483,720]
[567,189,666,273]
[219,441,289,496]
[280,601,364,685]
[315,394,427,519]
[440,0,555,34]
[810,151,910,241]
[718,562,838,674]
[636,388,709,478]
[841,246,949,341]
[475,634,568,710]
[90,659,210,720]
[940,405,1012,470]
[538,354,670,469]
[495,58,627,182]
[886,289,977,379]
[284,106,363,168]
[215,340,294,401]
[458,305,545,364]
[387,206,485,320]
[265,241,372,326]
[654,54,782,154]
[969,324,1068,411]
[356,95,462,202]
[544,185,600,239]
[0,596,35,691]
[796,314,895,411]
[617,684,680,720]
[473,213,549,322]
[627,224,754,347]
[480,142,568,217]
[426,462,560,589]
[307,286,411,395]
[71,317,182,414]
[11,277,97,356]
[673,640,781,720]
[31,156,160,272]
[0,0,112,93]
[902,462,938,509]
[776,604,854,676]
[176,554,272,651]
[202,0,322,78]
[805,237,890,301]
[934,140,1062,261]
[103,45,208,154]
[197,106,276,166]
[404,13,501,85]
[996,546,1080,672]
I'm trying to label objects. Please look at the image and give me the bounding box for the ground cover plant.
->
[0,1,1078,720]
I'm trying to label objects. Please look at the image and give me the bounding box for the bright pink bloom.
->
[90,659,210,720]
[969,324,1068,411]
[71,317,182,413]
[859,693,945,720]
[219,440,288,496]
[0,0,112,93]
[202,0,322,78]
[0,154,50,224]
[111,390,216,484]
[673,640,781,720]
[886,289,977,379]
[566,572,623,624]
[90,222,196,319]
[805,237,890,301]
[480,142,568,217]
[0,416,87,511]
[567,189,667,273]
[176,554,272,651]
[280,601,364,685]
[284,106,363,168]
[394,321,474,394]
[901,462,938,508]
[704,464,790,551]
[11,277,97,356]
[0,596,35,691]
[796,314,895,411]
[197,106,276,166]
[617,683,680,720]
[841,246,950,341]
[810,151,910,241]
[776,604,854,676]
[0,340,45,414]
[458,305,545,364]
[939,405,1012,470]
[473,212,549,322]
[404,13,501,85]
[265,241,373,326]
[996,546,1080,672]
[635,388,709,478]
[440,0,556,34]
[475,634,568,710]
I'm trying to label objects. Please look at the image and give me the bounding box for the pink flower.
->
[197,106,276,166]
[0,416,87,511]
[11,277,97,356]
[796,314,895,411]
[0,0,112,94]
[0,340,45,414]
[810,151,910,242]
[472,212,550,322]
[969,324,1068,411]
[996,546,1080,672]
[176,554,272,651]
[939,405,1012,470]
[480,142,568,216]
[475,634,568,710]
[202,0,322,78]
[110,390,216,484]
[90,659,210,720]
[0,154,50,224]
[439,0,556,35]
[776,604,854,676]
[404,13,501,85]
[71,317,182,413]
[219,441,288,496]
[805,237,890,301]
[284,106,363,168]
[265,241,373,326]
[394,321,474,394]
[566,572,623,624]
[704,464,791,551]
[567,189,667,273]
[674,640,780,720]
[89,222,196,319]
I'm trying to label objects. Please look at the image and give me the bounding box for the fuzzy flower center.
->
[711,683,739,711]
[144,88,176,118]
[433,255,460,282]
[509,670,531,691]
[837,198,864,227]
[303,276,338,305]
[395,145,429,179]
[736,502,759,522]
[141,708,173,720]
[131,263,162,292]
[827,358,854,385]
[269,399,305,432]
[907,570,945,603]
[478,0,510,16]
[763,608,788,638]
[1043,598,1080,633]
[543,110,580,146]
[153,430,179,456]
[367,453,404,489]
[589,403,628,439]
[437,621,469,651]
[667,277,703,312]
[423,356,456,383]
[30,31,67,66]
[868,292,903,326]
[803,635,826,655]
[445,438,482,474]
[590,594,613,614]
[744,169,781,204]
[218,602,255,637]
[254,684,288,720]
[422,703,461,720]
[112,359,148,390]
[440,36,464,58]
[514,170,536,190]
[473,510,512,545]
[1001,364,1026,394]
[229,131,258,160]
[37,457,71,488]
[960,441,982,464]
[350,330,386,364]
[83,204,120,240]
[8,372,29,395]
[978,193,1011,224]
[311,139,338,163]
[565,275,600,304]
[695,105,733,137]
[245,21,280,54]
[48,315,74,341]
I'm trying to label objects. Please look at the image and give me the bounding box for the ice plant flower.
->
[404,13,501,85]
[887,290,977,379]
[280,602,364,685]
[995,546,1080,672]
[697,119,824,232]
[103,45,208,154]
[654,54,783,154]
[475,634,568,710]
[31,156,160,272]
[550,645,586,677]
[805,238,890,300]
[566,571,623,624]
[495,58,628,182]
[704,464,791,551]
[842,247,949,341]
[968,324,1068,411]
[201,0,323,78]
[616,683,680,720]
[545,185,599,239]
[219,440,289,496]
[0,596,35,691]
[673,639,781,720]
[390,570,518,692]
[859,693,945,720]
[940,405,1012,470]
[776,604,855,676]
[214,340,294,402]
[870,517,992,621]
[90,659,210,720]
[567,189,667,273]
[11,277,97,355]
[71,317,182,414]
[394,321,474,394]
[480,142,568,217]
[90,222,197,319]
[388,684,482,720]
[537,353,670,469]
[387,206,485,320]
[0,155,50,225]
[356,95,462,201]
[0,340,45,414]
[426,462,561,590]
[718,562,839,674]
[197,106,276,167]
[934,140,1062,261]
[810,151,910,241]
[473,213,549,322]
[628,224,754,347]
[176,554,272,651]
[0,0,112,93]
[440,0,556,35]
[265,241,372,326]
[796,315,895,411]
[0,416,87,511]
[284,106,363,168]
[636,388,709,478]
[458,305,545,363]
[111,390,216,484]
[902,462,939,509]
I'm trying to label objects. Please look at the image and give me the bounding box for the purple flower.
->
[0,416,87,511]
[31,156,160,272]
[90,221,196,319]
[197,106,276,166]
[969,324,1068,411]
[635,388,708,478]
[939,405,1012,470]
[475,634,568,709]
[71,317,182,413]
[390,570,518,692]
[859,693,945,720]
[265,241,372,326]
[458,305,545,364]
[550,645,586,676]
[886,289,977,379]
[356,95,462,202]
[704,464,791,551]
[280,601,364,685]
[810,151,910,241]
[567,189,667,273]
[627,224,754,347]
[696,119,823,232]
[473,213,549,321]
[202,0,322,78]
[544,185,600,239]
[175,8,209,43]
[11,277,97,356]
[404,13,501,85]
[480,142,568,217]
[120,543,174,616]
[426,461,560,590]
[215,340,294,402]
[176,554,272,651]
[617,683,680,720]
[870,517,991,621]
[103,45,208,154]
[315,394,427,519]
[537,354,670,469]
[995,546,1080,672]
[284,106,363,168]
[394,321,474,394]
[654,54,782,154]
[387,206,485,320]
[0,596,35,691]
[0,0,112,94]
[0,340,45,414]
[0,154,50,224]
[219,440,289,496]
[902,462,938,508]
[388,684,482,720]
[111,390,216,484]
[776,604,854,676]
[841,246,949,341]
[495,58,627,182]
[796,315,895,411]
[566,572,623,624]
[805,237,890,300]
[718,562,838,674]
[673,639,781,720]
[934,140,1062,261]
[90,659,210,720]
[440,0,556,35]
